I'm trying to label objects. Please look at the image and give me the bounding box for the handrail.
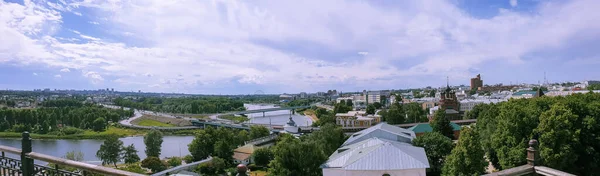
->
[0,145,22,155]
[534,166,576,176]
[27,152,146,176]
[151,157,213,176]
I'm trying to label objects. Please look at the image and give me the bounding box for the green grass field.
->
[135,119,176,127]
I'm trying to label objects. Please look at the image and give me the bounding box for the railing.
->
[0,132,146,176]
[151,157,213,176]
[244,134,279,146]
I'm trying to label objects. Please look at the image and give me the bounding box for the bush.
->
[196,157,227,175]
[61,126,85,135]
[10,124,28,132]
[141,157,167,173]
[167,157,182,167]
[183,155,194,164]
[247,164,264,171]
[121,164,146,174]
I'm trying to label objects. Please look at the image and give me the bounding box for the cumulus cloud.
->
[33,73,38,76]
[60,68,70,72]
[510,0,518,7]
[1,0,600,93]
[54,74,61,78]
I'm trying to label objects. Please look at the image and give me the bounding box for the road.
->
[101,104,199,129]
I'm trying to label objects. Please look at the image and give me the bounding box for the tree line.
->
[113,97,246,114]
[0,103,134,133]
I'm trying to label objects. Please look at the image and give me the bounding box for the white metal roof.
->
[342,123,415,146]
[322,137,429,170]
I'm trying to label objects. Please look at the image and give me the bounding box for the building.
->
[470,74,483,90]
[279,94,293,102]
[421,101,436,110]
[408,122,462,139]
[322,123,429,176]
[439,85,461,120]
[283,116,299,133]
[335,111,381,128]
[299,92,307,99]
[459,99,506,112]
[233,144,258,165]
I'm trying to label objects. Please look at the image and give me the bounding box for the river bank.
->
[0,126,198,140]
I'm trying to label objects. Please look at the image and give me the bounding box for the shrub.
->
[167,157,182,167]
[141,157,167,173]
[121,164,146,174]
[183,155,194,164]
[61,126,85,135]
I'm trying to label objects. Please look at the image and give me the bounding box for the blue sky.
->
[1,0,599,94]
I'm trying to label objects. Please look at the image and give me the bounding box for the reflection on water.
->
[245,104,313,126]
[0,136,194,164]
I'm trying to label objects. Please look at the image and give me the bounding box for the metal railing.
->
[0,132,146,176]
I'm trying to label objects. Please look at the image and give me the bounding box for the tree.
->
[144,130,163,158]
[345,99,353,107]
[366,104,375,115]
[236,130,250,144]
[431,110,453,139]
[381,102,405,124]
[413,132,453,175]
[122,144,140,164]
[168,157,182,167]
[404,102,427,123]
[442,127,486,175]
[304,123,346,155]
[429,89,436,97]
[121,164,146,174]
[268,134,327,176]
[253,147,273,166]
[213,140,233,164]
[197,157,227,175]
[141,156,167,173]
[189,128,216,161]
[92,117,106,132]
[535,104,579,173]
[250,126,270,139]
[333,102,352,114]
[373,102,382,109]
[96,135,123,168]
[65,151,84,161]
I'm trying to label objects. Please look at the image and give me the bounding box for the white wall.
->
[323,168,426,176]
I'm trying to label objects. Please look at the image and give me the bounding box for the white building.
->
[335,111,381,127]
[459,99,506,112]
[283,116,299,133]
[322,123,429,176]
[299,92,307,99]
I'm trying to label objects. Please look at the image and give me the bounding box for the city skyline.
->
[2,0,600,94]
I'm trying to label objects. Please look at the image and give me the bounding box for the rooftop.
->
[407,122,461,133]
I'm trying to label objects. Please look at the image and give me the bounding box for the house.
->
[321,138,429,176]
[233,144,258,165]
[335,111,381,128]
[408,122,462,139]
[322,123,429,176]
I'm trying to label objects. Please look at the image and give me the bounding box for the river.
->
[0,136,194,164]
[244,104,313,126]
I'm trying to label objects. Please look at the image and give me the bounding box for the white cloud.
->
[510,0,518,7]
[54,74,61,78]
[88,21,99,25]
[60,68,70,72]
[73,12,82,16]
[33,72,38,76]
[2,0,600,93]
[83,71,104,84]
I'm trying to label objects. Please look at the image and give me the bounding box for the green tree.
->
[253,147,273,167]
[381,102,405,124]
[413,132,453,175]
[122,144,140,164]
[431,110,453,139]
[92,117,106,132]
[303,123,346,155]
[268,134,327,176]
[168,157,182,167]
[189,128,215,161]
[144,130,163,158]
[96,135,123,168]
[442,127,486,176]
[236,130,250,144]
[345,99,353,107]
[213,140,233,164]
[141,156,167,173]
[197,157,227,175]
[366,104,375,115]
[65,151,84,161]
[429,89,436,97]
[121,164,145,174]
[535,103,579,173]
[373,102,382,109]
[250,126,270,139]
[404,102,427,123]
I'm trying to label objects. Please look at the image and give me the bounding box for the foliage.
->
[268,134,327,176]
[41,99,83,107]
[531,86,549,91]
[197,157,227,175]
[96,135,124,168]
[92,117,107,132]
[183,155,194,164]
[403,102,428,123]
[120,164,146,174]
[250,126,270,139]
[141,156,167,173]
[113,97,246,114]
[366,104,375,115]
[442,127,486,176]
[168,157,182,167]
[464,103,489,120]
[219,115,249,123]
[311,108,336,127]
[588,84,600,90]
[413,132,453,175]
[188,127,242,162]
[345,99,353,107]
[373,102,382,109]
[122,144,141,164]
[0,104,132,134]
[302,123,346,155]
[333,102,352,114]
[144,130,164,158]
[381,102,405,124]
[253,147,273,167]
[65,151,84,161]
[431,110,454,139]
[213,140,233,164]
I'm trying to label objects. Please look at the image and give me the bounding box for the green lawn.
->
[135,119,175,127]
[219,115,249,123]
[0,126,148,140]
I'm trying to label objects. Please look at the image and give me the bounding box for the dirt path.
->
[303,110,319,122]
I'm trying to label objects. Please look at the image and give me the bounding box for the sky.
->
[1,0,599,94]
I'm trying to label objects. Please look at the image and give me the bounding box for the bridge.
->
[0,132,144,176]
[222,105,312,115]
